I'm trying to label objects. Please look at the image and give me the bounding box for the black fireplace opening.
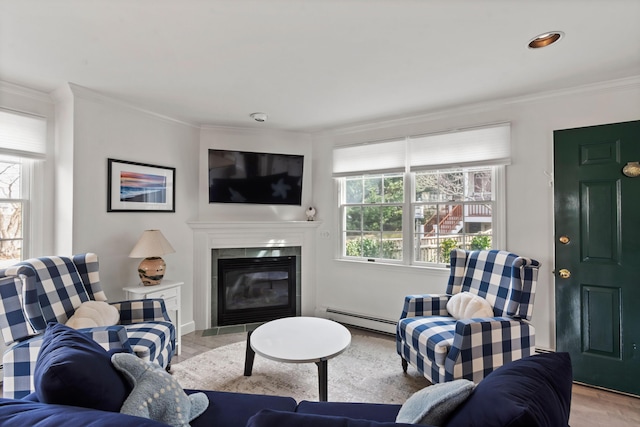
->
[217,256,297,326]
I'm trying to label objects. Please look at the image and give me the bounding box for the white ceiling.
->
[1,0,639,132]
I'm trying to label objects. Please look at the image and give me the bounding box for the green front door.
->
[554,120,640,396]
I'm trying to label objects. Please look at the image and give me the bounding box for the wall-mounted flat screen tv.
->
[208,149,304,205]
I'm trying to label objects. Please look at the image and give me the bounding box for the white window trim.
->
[0,106,48,261]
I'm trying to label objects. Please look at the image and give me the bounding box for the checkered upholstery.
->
[0,276,37,345]
[0,254,176,399]
[397,249,540,383]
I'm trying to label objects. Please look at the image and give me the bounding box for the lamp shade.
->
[129,230,175,258]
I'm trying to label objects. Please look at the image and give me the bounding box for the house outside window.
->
[334,124,510,267]
[413,167,495,264]
[0,109,46,267]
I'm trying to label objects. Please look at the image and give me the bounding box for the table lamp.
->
[129,229,175,286]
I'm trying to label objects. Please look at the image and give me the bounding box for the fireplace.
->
[217,255,297,326]
[189,220,320,332]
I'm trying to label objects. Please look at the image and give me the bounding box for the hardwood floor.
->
[175,327,640,427]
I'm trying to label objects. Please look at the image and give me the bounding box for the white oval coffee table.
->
[244,316,351,401]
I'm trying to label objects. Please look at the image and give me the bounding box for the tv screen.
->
[208,149,304,205]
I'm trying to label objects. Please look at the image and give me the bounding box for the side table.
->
[123,280,183,355]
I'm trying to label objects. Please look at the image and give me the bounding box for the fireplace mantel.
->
[188,220,321,329]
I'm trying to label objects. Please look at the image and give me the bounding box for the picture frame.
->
[107,158,175,212]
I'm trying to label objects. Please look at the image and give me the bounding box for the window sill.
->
[333,257,449,274]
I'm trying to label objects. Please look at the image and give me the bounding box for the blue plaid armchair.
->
[0,253,175,398]
[396,249,540,384]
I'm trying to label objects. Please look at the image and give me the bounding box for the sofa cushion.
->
[444,352,573,427]
[34,323,131,412]
[0,398,168,427]
[296,400,402,422]
[188,390,297,427]
[396,379,475,425]
[247,409,418,427]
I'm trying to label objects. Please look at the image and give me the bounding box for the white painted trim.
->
[66,83,199,128]
[187,221,322,330]
[0,81,54,104]
[199,123,311,138]
[315,76,640,136]
[181,320,196,336]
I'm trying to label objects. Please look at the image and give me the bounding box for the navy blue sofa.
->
[0,324,573,427]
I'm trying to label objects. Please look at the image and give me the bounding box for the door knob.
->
[558,269,571,279]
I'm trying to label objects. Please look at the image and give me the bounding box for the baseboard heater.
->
[325,308,397,335]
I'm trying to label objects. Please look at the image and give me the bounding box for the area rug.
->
[170,334,430,404]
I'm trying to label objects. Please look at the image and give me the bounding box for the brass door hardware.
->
[558,269,571,279]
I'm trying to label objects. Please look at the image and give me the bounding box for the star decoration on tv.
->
[271,178,292,199]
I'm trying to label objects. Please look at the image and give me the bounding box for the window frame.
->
[338,172,406,264]
[0,107,48,264]
[0,156,34,267]
[334,123,509,268]
[409,165,505,267]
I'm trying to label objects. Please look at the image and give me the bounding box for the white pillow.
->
[65,300,120,329]
[447,292,494,319]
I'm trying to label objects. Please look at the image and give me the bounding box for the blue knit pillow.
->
[395,379,475,425]
[111,353,208,427]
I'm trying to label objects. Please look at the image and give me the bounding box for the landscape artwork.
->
[119,171,167,203]
[107,158,175,212]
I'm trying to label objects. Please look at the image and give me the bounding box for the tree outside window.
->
[343,173,404,260]
[0,160,23,267]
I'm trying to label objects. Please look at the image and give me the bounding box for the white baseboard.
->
[181,320,196,335]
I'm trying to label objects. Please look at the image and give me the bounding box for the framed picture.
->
[107,159,175,212]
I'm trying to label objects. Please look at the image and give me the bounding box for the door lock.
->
[558,269,571,279]
[559,235,570,244]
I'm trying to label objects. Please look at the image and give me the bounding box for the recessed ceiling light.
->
[250,112,268,122]
[528,31,564,49]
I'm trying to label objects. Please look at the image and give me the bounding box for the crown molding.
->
[0,80,54,104]
[66,83,200,129]
[317,75,640,137]
[199,122,312,138]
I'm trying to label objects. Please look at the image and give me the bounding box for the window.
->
[413,167,495,264]
[0,158,29,267]
[0,109,46,267]
[343,173,404,260]
[334,124,509,267]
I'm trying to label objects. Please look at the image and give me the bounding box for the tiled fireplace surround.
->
[188,221,321,331]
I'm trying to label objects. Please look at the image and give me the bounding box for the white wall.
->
[55,91,314,335]
[3,76,638,351]
[197,125,313,222]
[56,84,201,334]
[312,77,640,350]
